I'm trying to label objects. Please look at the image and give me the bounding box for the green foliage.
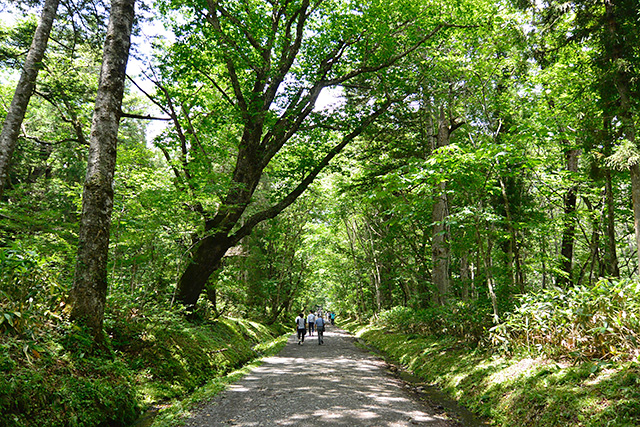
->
[0,306,285,427]
[376,302,492,342]
[0,322,140,427]
[0,245,67,339]
[491,279,640,360]
[346,321,640,427]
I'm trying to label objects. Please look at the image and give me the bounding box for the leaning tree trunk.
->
[68,0,136,339]
[0,0,60,198]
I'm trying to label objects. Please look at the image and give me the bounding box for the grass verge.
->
[0,315,289,427]
[148,334,289,426]
[340,319,640,427]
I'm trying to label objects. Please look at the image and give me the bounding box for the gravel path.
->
[183,325,458,427]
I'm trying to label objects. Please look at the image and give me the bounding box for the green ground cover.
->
[341,319,640,427]
[0,314,288,427]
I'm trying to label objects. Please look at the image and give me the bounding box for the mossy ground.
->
[341,319,640,427]
[0,316,288,427]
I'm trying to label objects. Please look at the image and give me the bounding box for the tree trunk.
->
[460,250,470,301]
[0,0,60,198]
[631,164,640,269]
[431,110,451,305]
[603,0,640,271]
[68,0,136,339]
[498,176,525,293]
[343,216,368,315]
[558,147,580,286]
[603,170,620,277]
[475,226,499,323]
[174,233,229,307]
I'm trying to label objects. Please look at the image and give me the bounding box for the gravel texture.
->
[183,325,458,426]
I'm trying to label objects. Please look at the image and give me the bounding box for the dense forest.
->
[1,0,640,425]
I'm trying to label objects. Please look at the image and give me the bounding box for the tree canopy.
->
[0,0,639,357]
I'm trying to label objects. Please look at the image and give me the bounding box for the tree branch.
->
[120,112,171,120]
[229,97,395,245]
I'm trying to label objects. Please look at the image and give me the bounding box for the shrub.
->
[490,278,640,360]
[376,300,492,342]
[0,245,67,339]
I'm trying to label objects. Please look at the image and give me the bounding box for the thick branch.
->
[120,112,171,121]
[229,98,394,245]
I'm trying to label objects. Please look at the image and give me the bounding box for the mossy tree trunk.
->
[0,0,60,198]
[69,0,136,339]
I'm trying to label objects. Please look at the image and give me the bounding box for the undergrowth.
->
[490,278,640,360]
[1,304,286,426]
[342,278,640,427]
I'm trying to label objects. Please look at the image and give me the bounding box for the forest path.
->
[183,325,459,427]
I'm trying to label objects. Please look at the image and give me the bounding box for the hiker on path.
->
[330,312,336,325]
[315,315,326,345]
[295,312,306,345]
[307,311,316,336]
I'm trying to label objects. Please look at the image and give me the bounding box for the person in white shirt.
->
[307,311,316,336]
[295,313,306,345]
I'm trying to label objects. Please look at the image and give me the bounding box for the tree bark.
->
[0,0,60,198]
[558,147,580,286]
[603,170,620,276]
[431,110,452,305]
[174,100,393,308]
[631,164,640,269]
[68,0,136,338]
[460,250,470,301]
[603,0,640,270]
[498,176,525,293]
[475,224,499,323]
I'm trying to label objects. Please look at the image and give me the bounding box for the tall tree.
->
[0,0,60,198]
[601,0,640,269]
[431,109,462,304]
[155,0,454,308]
[68,0,136,338]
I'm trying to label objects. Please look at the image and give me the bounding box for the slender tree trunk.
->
[558,147,580,286]
[631,165,640,269]
[475,225,499,323]
[0,0,60,198]
[343,216,368,315]
[498,176,525,292]
[460,250,470,301]
[366,221,383,312]
[431,110,451,305]
[68,0,136,338]
[604,0,640,270]
[540,234,548,289]
[581,195,602,284]
[603,170,620,276]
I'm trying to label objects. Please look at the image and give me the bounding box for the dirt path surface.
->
[183,325,459,427]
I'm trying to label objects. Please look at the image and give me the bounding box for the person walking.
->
[295,312,306,345]
[307,311,316,336]
[330,311,336,325]
[315,315,325,345]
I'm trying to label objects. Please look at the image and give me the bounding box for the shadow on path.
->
[184,325,457,427]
